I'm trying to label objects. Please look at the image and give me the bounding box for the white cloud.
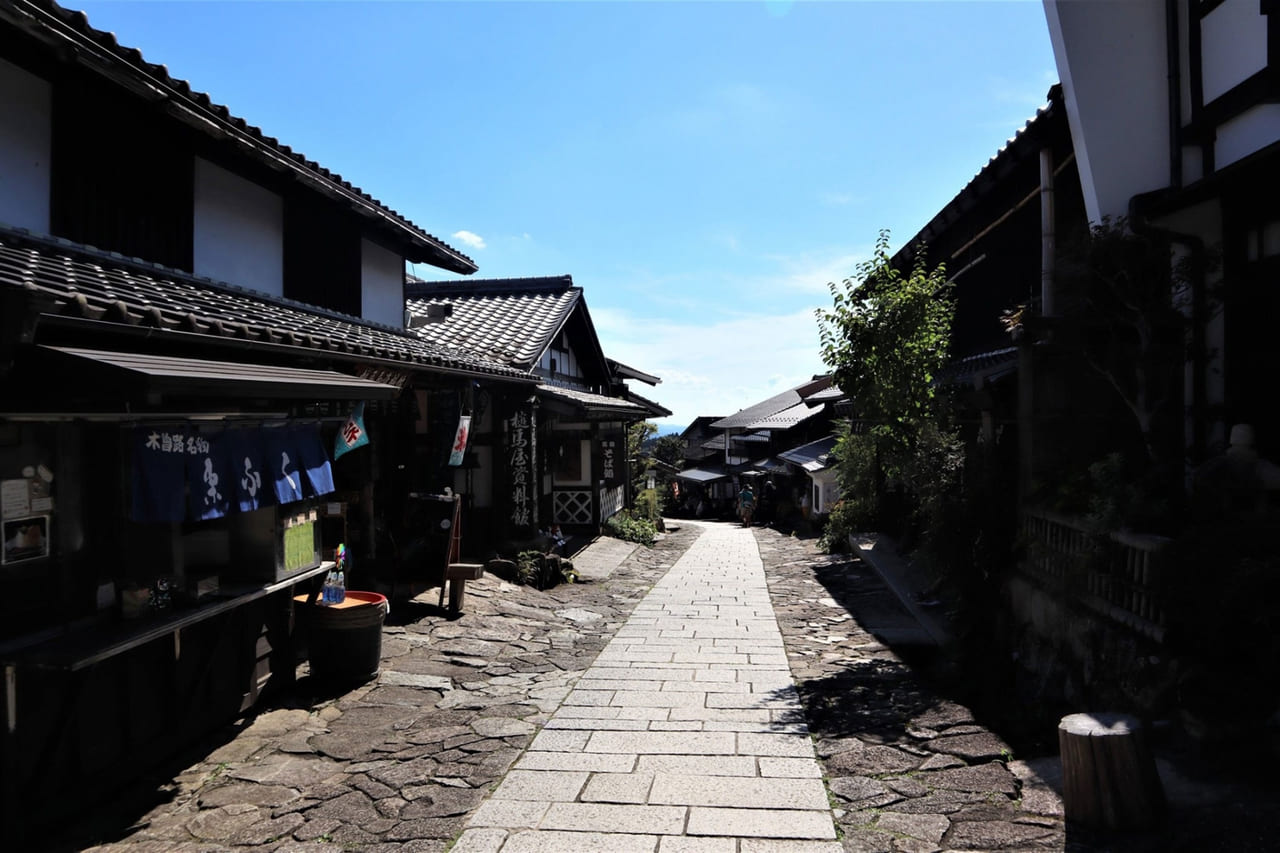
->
[593,306,831,430]
[452,230,486,250]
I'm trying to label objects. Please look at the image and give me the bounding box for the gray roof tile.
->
[405,276,580,369]
[0,228,528,380]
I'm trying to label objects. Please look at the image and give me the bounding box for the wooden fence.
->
[1018,508,1171,641]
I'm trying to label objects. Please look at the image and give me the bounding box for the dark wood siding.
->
[283,194,361,317]
[50,72,193,271]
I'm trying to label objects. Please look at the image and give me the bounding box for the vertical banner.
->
[334,401,370,460]
[448,414,472,467]
[132,426,187,522]
[294,424,335,496]
[186,430,231,521]
[227,428,270,512]
[264,427,304,505]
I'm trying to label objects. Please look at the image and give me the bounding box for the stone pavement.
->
[44,520,1089,852]
[452,522,838,852]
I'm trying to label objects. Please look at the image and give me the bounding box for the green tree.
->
[815,230,959,549]
[652,433,685,468]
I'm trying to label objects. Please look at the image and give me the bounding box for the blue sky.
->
[76,0,1057,431]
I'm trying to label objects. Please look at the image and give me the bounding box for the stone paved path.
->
[453,521,839,852]
[45,520,1080,853]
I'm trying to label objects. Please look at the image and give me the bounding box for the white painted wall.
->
[0,58,51,233]
[1201,0,1268,103]
[1044,0,1170,222]
[1215,104,1280,171]
[361,238,405,326]
[192,157,283,295]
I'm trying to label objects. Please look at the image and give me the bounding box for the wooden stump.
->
[1058,712,1166,831]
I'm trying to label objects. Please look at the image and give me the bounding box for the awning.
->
[534,384,649,418]
[41,346,400,401]
[778,435,839,472]
[674,466,730,484]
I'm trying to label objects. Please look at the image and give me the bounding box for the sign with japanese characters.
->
[132,424,336,523]
[505,407,535,529]
[601,437,621,486]
[334,402,370,460]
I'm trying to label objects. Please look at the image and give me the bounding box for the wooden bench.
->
[440,562,485,616]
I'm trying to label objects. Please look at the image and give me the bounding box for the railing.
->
[1018,508,1170,641]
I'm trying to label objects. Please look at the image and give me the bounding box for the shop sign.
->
[133,424,335,523]
[601,438,620,486]
[506,409,533,528]
[334,402,370,460]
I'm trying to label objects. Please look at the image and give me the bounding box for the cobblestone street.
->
[47,521,1070,852]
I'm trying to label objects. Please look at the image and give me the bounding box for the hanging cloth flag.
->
[294,423,335,496]
[448,414,472,467]
[334,401,370,461]
[131,426,188,522]
[186,430,231,521]
[227,427,271,512]
[264,427,304,505]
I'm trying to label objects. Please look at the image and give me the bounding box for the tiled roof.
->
[534,384,649,418]
[746,401,823,430]
[0,1,475,273]
[938,346,1019,387]
[0,228,530,381]
[622,388,673,419]
[778,435,839,472]
[710,375,833,430]
[674,466,730,484]
[894,84,1065,267]
[608,358,661,386]
[405,276,580,369]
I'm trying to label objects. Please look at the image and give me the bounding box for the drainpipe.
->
[1165,0,1183,188]
[1040,147,1056,317]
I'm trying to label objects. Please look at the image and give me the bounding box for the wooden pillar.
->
[1058,712,1166,831]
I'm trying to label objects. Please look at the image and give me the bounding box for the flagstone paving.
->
[451,523,840,852]
[48,521,1078,853]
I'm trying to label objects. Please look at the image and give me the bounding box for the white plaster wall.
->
[1044,0,1170,222]
[1215,104,1280,171]
[192,157,283,295]
[1201,0,1268,103]
[0,58,51,233]
[361,238,405,327]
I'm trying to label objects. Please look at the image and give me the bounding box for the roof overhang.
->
[534,384,649,419]
[674,466,730,484]
[39,346,401,401]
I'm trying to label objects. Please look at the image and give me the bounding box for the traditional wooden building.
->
[0,0,534,826]
[405,275,666,542]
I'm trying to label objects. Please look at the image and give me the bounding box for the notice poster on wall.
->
[3,514,49,565]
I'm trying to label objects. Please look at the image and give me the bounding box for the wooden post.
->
[1058,712,1166,831]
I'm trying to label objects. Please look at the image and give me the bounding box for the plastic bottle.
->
[336,570,346,603]
[322,570,334,604]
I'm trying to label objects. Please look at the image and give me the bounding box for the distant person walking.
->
[738,483,756,527]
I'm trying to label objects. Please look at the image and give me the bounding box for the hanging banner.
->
[132,426,193,523]
[295,424,335,496]
[334,401,370,460]
[264,427,304,505]
[448,415,472,467]
[227,428,271,513]
[186,430,231,521]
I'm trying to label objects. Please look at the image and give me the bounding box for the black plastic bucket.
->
[301,591,388,686]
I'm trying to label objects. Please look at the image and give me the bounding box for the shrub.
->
[605,510,657,545]
[514,550,578,589]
